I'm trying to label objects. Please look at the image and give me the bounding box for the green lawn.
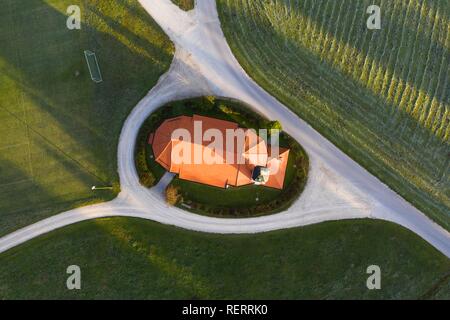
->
[0,0,173,236]
[217,0,450,229]
[0,217,448,299]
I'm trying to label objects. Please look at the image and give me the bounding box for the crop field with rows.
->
[217,0,450,228]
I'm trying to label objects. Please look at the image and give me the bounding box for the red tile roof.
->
[151,115,289,189]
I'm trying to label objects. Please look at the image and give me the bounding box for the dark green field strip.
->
[0,0,173,236]
[0,217,448,299]
[217,0,449,229]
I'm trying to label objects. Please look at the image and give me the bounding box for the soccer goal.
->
[84,50,103,83]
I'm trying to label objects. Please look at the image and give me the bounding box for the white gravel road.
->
[0,0,448,258]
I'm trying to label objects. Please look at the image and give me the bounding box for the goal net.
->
[84,50,103,83]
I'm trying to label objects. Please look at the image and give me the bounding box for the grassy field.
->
[0,0,173,236]
[217,0,450,229]
[0,217,448,299]
[171,0,195,11]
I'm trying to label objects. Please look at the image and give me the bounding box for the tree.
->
[139,172,155,188]
[267,120,282,131]
[166,185,181,205]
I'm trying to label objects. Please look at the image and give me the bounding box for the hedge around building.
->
[134,97,309,218]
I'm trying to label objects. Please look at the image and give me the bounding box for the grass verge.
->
[0,217,448,299]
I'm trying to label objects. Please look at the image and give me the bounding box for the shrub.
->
[200,96,216,111]
[258,118,269,129]
[139,172,155,187]
[135,131,157,188]
[166,185,182,206]
[219,103,238,115]
[267,120,283,131]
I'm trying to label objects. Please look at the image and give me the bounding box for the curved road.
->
[0,0,449,258]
